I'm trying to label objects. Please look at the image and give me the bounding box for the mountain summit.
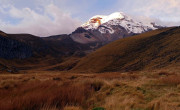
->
[71,12,162,44]
[82,12,126,30]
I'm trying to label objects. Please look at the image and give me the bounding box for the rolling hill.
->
[72,27,180,72]
[0,31,101,73]
[0,31,32,59]
[1,27,180,73]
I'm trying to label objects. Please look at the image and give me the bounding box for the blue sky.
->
[0,0,180,36]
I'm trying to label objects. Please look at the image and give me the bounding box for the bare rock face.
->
[70,27,99,44]
[0,35,32,59]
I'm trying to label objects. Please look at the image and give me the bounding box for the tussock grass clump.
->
[0,80,94,110]
[92,107,106,110]
[90,80,104,91]
[52,77,61,81]
[160,75,180,86]
[111,80,121,87]
[63,106,82,110]
[40,105,59,110]
[158,71,170,76]
[81,79,106,92]
[148,93,180,110]
[96,72,139,80]
[158,71,176,76]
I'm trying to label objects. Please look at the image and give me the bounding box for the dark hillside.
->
[72,27,180,72]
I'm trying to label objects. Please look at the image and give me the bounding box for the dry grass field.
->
[0,69,179,110]
[0,27,180,110]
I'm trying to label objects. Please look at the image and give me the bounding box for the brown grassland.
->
[0,27,180,110]
[0,69,180,110]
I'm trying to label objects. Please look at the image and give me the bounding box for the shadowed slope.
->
[72,27,180,72]
[0,32,32,59]
[0,31,100,72]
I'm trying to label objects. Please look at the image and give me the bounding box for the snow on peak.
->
[108,12,125,20]
[81,12,160,34]
[81,12,126,29]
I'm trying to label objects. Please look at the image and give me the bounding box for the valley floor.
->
[0,69,180,110]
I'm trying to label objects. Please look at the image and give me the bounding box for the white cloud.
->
[0,4,81,36]
[122,0,180,22]
[136,0,180,17]
[115,0,180,26]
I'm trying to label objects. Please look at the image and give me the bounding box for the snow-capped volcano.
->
[82,12,159,34]
[71,12,162,44]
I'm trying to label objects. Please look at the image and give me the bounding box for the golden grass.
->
[0,70,179,110]
[159,75,180,86]
[63,106,82,110]
[0,74,94,110]
[72,27,180,73]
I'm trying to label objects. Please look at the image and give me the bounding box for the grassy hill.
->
[72,27,180,72]
[0,31,93,73]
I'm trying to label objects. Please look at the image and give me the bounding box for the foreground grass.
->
[0,70,180,110]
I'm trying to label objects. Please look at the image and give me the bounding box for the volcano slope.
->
[72,27,180,72]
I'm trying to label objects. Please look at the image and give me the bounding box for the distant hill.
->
[72,27,180,72]
[0,31,32,59]
[0,31,101,73]
[7,34,93,58]
[0,30,103,59]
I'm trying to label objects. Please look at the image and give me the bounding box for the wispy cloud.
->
[0,3,81,36]
[0,0,180,36]
[118,0,180,22]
